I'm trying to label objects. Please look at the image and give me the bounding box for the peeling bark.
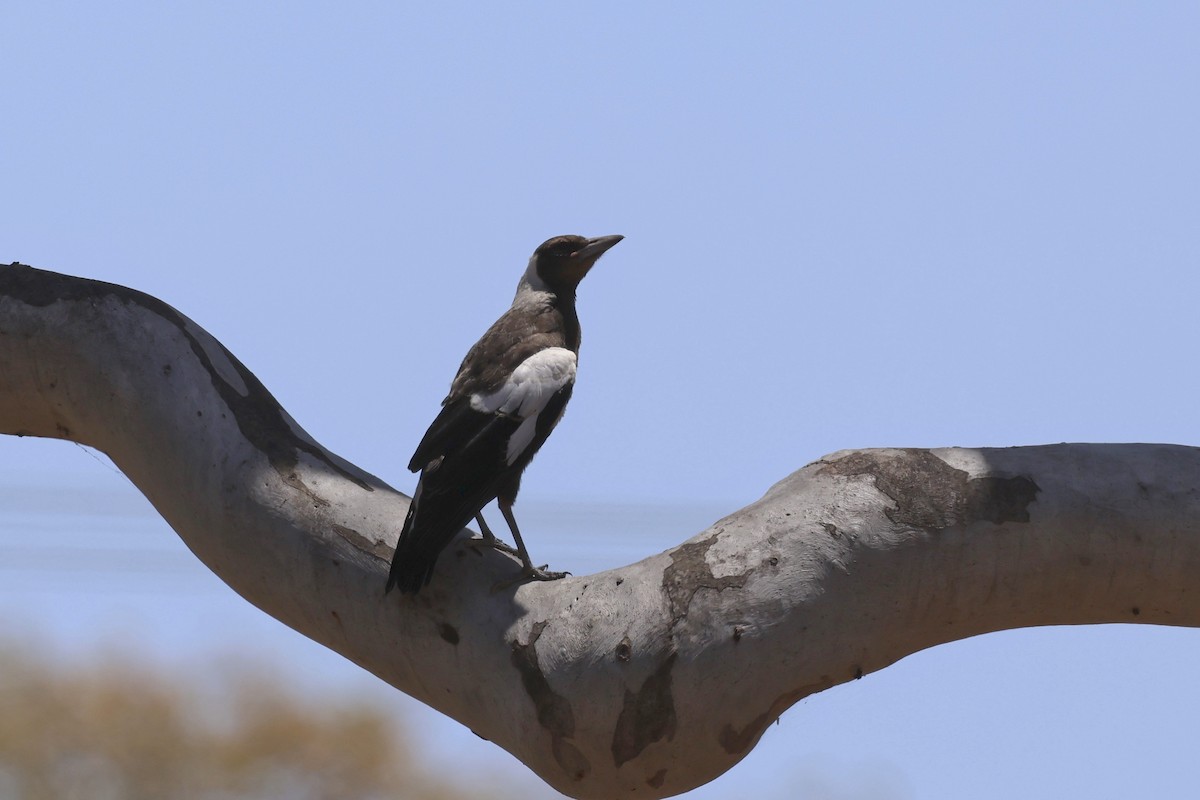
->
[4,262,1200,798]
[612,651,677,767]
[511,621,590,779]
[819,449,1041,528]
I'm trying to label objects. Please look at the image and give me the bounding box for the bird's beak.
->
[574,234,624,263]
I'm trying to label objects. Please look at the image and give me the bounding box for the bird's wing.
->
[389,347,577,593]
[407,398,480,472]
[468,347,577,465]
[407,347,577,472]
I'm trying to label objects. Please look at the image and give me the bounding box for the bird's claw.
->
[529,565,570,581]
[491,564,570,592]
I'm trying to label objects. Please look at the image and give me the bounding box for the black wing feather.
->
[387,405,522,593]
[387,383,575,594]
[407,397,478,472]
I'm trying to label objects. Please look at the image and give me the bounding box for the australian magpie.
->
[386,234,623,594]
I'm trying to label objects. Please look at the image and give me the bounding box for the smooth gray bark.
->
[2,262,1197,798]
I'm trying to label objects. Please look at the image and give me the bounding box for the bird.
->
[386,233,624,594]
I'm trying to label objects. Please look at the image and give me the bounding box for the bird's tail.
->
[387,484,472,594]
[386,501,434,594]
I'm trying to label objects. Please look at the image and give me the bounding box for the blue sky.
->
[4,3,1200,797]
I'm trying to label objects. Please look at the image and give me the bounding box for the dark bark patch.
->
[331,525,391,562]
[511,623,571,734]
[819,449,1039,529]
[438,622,460,645]
[511,622,590,779]
[718,711,770,756]
[0,264,373,496]
[287,472,331,508]
[646,769,667,788]
[663,534,750,624]
[717,682,825,755]
[553,740,591,782]
[611,652,678,767]
[615,637,632,663]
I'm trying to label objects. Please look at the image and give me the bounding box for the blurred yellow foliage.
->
[0,643,517,800]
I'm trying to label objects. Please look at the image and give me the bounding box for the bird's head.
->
[526,234,623,293]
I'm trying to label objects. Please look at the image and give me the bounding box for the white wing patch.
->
[470,348,577,465]
[506,416,541,465]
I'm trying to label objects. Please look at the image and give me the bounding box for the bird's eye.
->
[539,236,584,258]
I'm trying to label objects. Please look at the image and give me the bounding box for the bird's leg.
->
[475,512,498,543]
[491,501,569,590]
[468,512,518,556]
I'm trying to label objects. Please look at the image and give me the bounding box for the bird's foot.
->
[467,535,520,557]
[491,564,570,592]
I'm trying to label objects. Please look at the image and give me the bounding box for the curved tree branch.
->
[2,262,1198,798]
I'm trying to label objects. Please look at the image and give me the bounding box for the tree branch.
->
[3,262,1198,798]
